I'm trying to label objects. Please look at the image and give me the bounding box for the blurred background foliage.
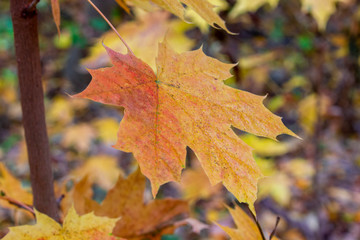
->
[1,0,360,239]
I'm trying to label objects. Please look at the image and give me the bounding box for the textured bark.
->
[10,0,59,220]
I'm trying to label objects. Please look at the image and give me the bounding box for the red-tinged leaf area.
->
[74,41,296,213]
[218,205,280,240]
[69,169,189,239]
[3,206,120,240]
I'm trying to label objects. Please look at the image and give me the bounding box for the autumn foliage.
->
[2,0,360,239]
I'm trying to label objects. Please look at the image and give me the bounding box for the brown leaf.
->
[73,168,189,239]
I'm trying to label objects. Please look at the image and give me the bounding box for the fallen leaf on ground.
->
[61,123,96,153]
[47,96,74,126]
[240,134,290,157]
[69,155,123,189]
[301,0,352,29]
[229,0,279,18]
[0,163,32,211]
[258,173,291,206]
[298,93,331,134]
[93,118,120,144]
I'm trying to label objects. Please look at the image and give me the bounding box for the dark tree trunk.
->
[10,0,58,220]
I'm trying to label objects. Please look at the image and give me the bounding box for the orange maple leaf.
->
[74,41,296,212]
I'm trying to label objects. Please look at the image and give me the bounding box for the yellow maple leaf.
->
[184,0,229,33]
[82,10,194,70]
[47,96,74,127]
[258,173,291,206]
[301,0,353,30]
[74,41,297,214]
[69,155,124,189]
[61,123,96,153]
[218,205,280,240]
[59,176,100,218]
[93,117,120,144]
[46,97,89,136]
[240,134,290,157]
[3,206,119,240]
[298,93,330,134]
[120,0,231,33]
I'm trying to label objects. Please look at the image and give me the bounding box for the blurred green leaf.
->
[297,34,313,51]
[161,235,180,240]
[90,17,109,31]
[0,135,21,153]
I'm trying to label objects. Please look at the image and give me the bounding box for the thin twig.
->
[269,216,280,240]
[26,0,39,11]
[26,0,40,12]
[86,0,134,55]
[21,0,40,18]
[0,194,35,217]
[261,198,315,240]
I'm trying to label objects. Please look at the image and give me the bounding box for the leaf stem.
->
[269,216,280,240]
[86,0,134,55]
[0,194,35,217]
[247,204,267,240]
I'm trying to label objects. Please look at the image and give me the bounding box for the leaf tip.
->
[286,129,302,140]
[151,182,160,198]
[223,26,238,35]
